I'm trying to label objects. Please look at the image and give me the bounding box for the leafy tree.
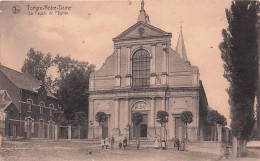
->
[219,1,259,141]
[132,112,143,125]
[22,48,52,82]
[207,110,227,141]
[156,110,169,140]
[156,110,169,125]
[95,112,108,125]
[75,112,87,139]
[57,68,90,116]
[180,111,193,140]
[207,110,220,141]
[52,110,66,126]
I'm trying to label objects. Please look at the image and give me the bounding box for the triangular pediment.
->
[113,21,171,41]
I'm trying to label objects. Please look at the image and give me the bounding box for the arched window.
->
[39,102,44,114]
[132,49,151,87]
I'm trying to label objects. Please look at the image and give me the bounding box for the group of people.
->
[100,136,114,149]
[101,136,185,151]
[173,138,185,151]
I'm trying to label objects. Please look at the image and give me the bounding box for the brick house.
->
[0,65,59,139]
[88,1,210,141]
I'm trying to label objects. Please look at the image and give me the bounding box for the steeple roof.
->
[137,0,150,24]
[176,28,188,61]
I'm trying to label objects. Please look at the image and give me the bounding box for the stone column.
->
[125,99,129,125]
[88,100,94,139]
[150,45,156,85]
[113,99,120,136]
[68,125,71,141]
[161,44,168,84]
[162,97,166,111]
[149,98,155,138]
[217,124,222,142]
[115,48,121,87]
[125,47,131,86]
[150,98,155,127]
[114,99,119,128]
[117,48,121,75]
[55,125,59,141]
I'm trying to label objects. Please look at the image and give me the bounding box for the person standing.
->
[175,138,180,151]
[180,140,185,151]
[105,136,110,149]
[111,136,115,149]
[119,140,122,149]
[123,138,127,150]
[0,132,2,151]
[136,137,140,150]
[101,138,105,149]
[154,137,159,149]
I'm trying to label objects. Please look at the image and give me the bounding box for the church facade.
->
[88,1,209,141]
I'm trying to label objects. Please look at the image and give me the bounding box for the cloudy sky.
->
[0,0,232,124]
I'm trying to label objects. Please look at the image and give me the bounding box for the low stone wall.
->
[186,141,225,155]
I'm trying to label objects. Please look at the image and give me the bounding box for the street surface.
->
[0,139,259,161]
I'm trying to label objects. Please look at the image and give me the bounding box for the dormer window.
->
[132,49,151,87]
[40,102,44,114]
[27,99,33,112]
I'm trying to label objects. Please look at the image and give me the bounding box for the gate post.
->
[55,125,59,141]
[68,125,71,141]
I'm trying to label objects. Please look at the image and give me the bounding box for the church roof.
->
[113,21,171,41]
[176,28,188,61]
[0,65,56,99]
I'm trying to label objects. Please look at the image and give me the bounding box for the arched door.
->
[131,101,150,138]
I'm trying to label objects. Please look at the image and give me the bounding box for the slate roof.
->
[0,90,12,111]
[0,65,56,99]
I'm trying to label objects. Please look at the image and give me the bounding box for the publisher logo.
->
[12,5,21,14]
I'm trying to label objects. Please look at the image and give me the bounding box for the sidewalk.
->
[247,141,260,149]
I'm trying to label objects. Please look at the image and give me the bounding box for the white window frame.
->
[27,99,33,112]
[49,104,54,116]
[39,102,44,114]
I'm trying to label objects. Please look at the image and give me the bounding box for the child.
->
[101,138,105,149]
[105,137,109,149]
[119,140,122,149]
[154,137,159,149]
[136,137,140,150]
[123,138,127,150]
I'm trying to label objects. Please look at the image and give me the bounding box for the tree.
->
[75,112,87,139]
[22,48,53,82]
[156,110,169,140]
[207,110,227,141]
[180,111,193,140]
[57,67,93,118]
[95,112,108,125]
[132,112,143,125]
[219,1,259,143]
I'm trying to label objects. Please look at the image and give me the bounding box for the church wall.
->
[94,76,115,90]
[155,44,164,74]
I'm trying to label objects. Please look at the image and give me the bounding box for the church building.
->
[88,1,209,141]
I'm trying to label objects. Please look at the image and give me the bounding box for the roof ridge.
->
[0,65,43,84]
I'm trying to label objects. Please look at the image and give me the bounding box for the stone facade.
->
[88,1,209,141]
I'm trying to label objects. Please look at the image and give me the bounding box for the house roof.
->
[0,90,12,111]
[0,65,56,99]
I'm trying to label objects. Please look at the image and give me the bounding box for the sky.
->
[0,0,232,124]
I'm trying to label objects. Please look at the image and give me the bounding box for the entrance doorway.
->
[175,117,184,139]
[102,121,108,138]
[133,114,147,138]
